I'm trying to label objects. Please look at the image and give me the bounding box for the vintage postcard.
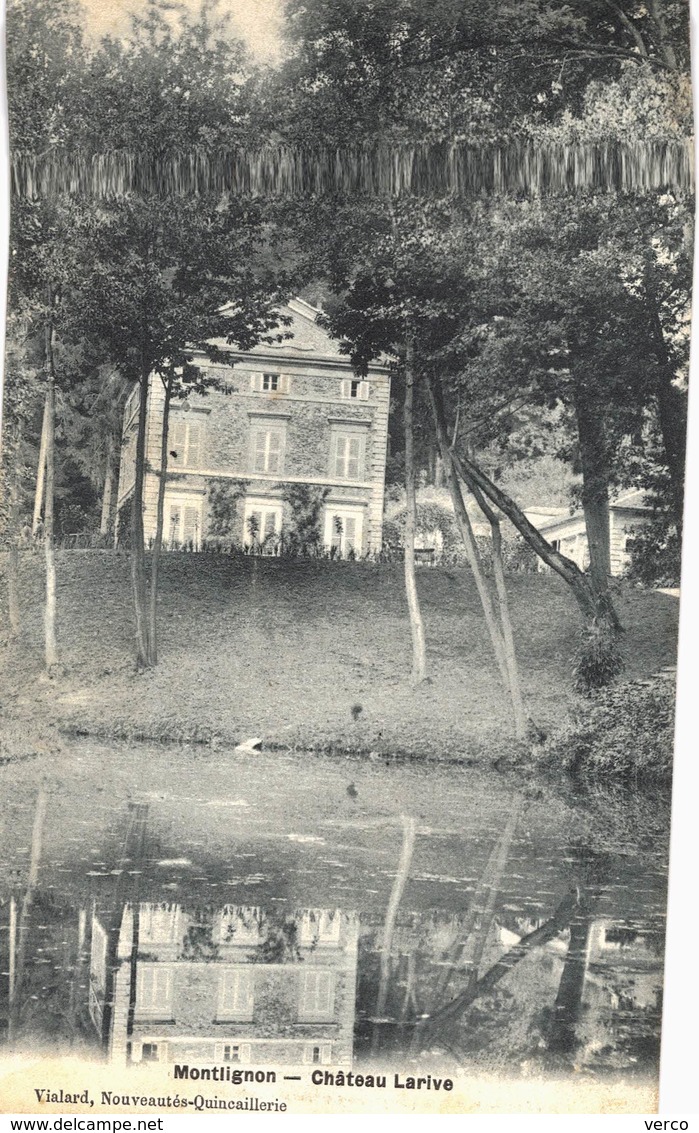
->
[0,0,695,1117]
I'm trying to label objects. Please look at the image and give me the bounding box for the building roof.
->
[213,297,391,371]
[533,490,652,534]
[612,488,653,511]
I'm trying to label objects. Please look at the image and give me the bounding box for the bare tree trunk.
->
[43,303,58,670]
[7,425,23,638]
[648,0,678,70]
[131,373,151,668]
[100,802,149,1051]
[32,396,49,536]
[430,804,521,1010]
[100,432,117,538]
[371,815,416,1054]
[417,888,579,1046]
[8,785,48,1043]
[403,343,427,684]
[147,377,173,667]
[429,375,528,736]
[469,480,527,740]
[8,894,17,1009]
[573,382,620,632]
[547,912,594,1056]
[446,445,619,630]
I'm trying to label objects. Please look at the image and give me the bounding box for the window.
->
[164,495,203,549]
[218,907,262,946]
[340,379,369,400]
[139,904,181,946]
[251,373,290,394]
[168,415,203,469]
[324,507,364,557]
[217,970,255,1021]
[243,499,283,550]
[136,965,173,1018]
[216,1043,252,1064]
[303,1043,332,1065]
[300,910,341,946]
[298,970,335,1022]
[251,426,285,474]
[332,433,365,480]
[132,1041,168,1064]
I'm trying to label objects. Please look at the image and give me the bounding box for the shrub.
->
[540,672,675,783]
[572,622,625,694]
[281,484,330,553]
[207,479,248,539]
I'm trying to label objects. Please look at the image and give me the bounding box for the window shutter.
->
[279,374,290,394]
[240,1044,252,1063]
[251,374,263,392]
[347,436,361,479]
[219,970,255,1020]
[344,516,357,550]
[358,381,370,400]
[253,431,268,472]
[137,966,172,1013]
[169,420,186,467]
[333,436,346,478]
[186,423,202,468]
[267,431,282,473]
[340,379,351,399]
[183,506,200,545]
[299,970,335,1020]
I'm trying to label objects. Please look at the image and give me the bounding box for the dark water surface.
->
[0,740,670,1081]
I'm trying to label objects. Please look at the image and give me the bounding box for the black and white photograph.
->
[0,0,695,1116]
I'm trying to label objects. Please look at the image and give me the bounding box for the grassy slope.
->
[0,550,680,759]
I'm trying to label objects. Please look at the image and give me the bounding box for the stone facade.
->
[115,298,392,556]
[90,904,359,1068]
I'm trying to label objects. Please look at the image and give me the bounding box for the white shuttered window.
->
[168,417,203,469]
[340,379,369,400]
[164,496,203,549]
[252,427,284,474]
[217,970,255,1021]
[333,434,363,480]
[298,970,336,1022]
[136,966,173,1017]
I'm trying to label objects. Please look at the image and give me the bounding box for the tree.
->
[4,0,93,666]
[6,0,293,668]
[66,194,288,667]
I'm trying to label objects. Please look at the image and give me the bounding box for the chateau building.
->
[115,298,392,556]
[89,903,359,1068]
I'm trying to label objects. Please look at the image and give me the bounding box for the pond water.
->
[0,740,670,1082]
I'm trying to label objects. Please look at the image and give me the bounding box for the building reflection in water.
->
[79,900,663,1075]
[1,794,665,1079]
[89,905,359,1068]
